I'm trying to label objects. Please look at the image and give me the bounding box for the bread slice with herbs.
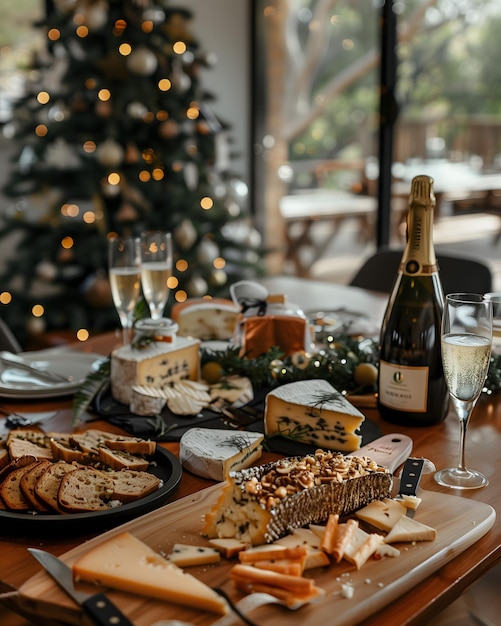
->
[98,447,150,471]
[34,461,79,512]
[108,469,161,504]
[103,434,156,456]
[7,430,53,461]
[20,459,53,512]
[49,433,94,464]
[0,460,41,511]
[58,467,116,513]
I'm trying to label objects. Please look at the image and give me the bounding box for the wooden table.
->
[0,282,500,625]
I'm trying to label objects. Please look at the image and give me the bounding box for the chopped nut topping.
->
[242,449,387,511]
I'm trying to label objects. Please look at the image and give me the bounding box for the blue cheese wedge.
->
[264,379,364,452]
[179,428,264,481]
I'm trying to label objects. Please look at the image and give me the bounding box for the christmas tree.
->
[0,0,262,347]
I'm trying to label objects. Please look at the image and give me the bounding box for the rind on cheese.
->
[72,531,228,615]
[110,336,201,405]
[202,450,391,545]
[264,380,364,452]
[180,428,264,481]
[173,300,238,340]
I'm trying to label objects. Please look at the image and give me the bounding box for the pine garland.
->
[201,336,380,396]
[201,336,501,397]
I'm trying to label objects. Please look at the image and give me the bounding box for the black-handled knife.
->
[28,548,134,626]
[396,457,425,518]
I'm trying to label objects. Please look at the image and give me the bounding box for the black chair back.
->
[349,247,493,295]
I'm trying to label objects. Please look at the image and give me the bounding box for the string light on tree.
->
[0,0,263,345]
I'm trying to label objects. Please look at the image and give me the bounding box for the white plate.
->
[0,350,105,399]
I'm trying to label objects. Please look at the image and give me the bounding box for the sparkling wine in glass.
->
[435,293,492,489]
[140,231,173,320]
[108,236,141,345]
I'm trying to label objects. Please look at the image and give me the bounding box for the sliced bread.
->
[58,467,115,512]
[20,459,53,512]
[49,433,94,464]
[0,454,38,484]
[103,434,156,456]
[34,461,78,512]
[108,469,161,504]
[0,460,40,511]
[7,430,53,461]
[98,447,150,471]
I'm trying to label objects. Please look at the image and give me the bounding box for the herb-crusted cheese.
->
[202,450,391,545]
[264,379,365,452]
[110,336,200,405]
[180,428,264,481]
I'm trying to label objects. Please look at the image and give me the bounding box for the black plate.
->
[0,447,182,534]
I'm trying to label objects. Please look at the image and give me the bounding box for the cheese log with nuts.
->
[72,531,228,615]
[202,450,391,545]
[110,336,201,405]
[180,428,264,481]
[264,380,365,452]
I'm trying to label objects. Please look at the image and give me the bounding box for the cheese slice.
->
[375,543,400,558]
[355,497,407,532]
[342,526,384,569]
[274,528,330,570]
[264,379,364,452]
[207,538,250,558]
[400,494,422,511]
[168,543,220,567]
[72,531,228,615]
[179,428,264,481]
[383,515,437,544]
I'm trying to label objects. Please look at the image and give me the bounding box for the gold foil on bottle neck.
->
[409,175,436,209]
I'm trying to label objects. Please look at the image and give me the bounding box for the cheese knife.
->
[350,434,424,517]
[350,432,413,474]
[396,457,425,518]
[28,549,134,626]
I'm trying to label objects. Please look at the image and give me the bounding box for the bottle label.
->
[379,360,429,412]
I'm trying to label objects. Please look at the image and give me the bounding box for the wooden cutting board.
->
[16,483,495,626]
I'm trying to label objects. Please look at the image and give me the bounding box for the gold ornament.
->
[353,362,378,388]
[290,351,311,370]
[201,361,223,384]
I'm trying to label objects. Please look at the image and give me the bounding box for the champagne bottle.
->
[378,175,449,426]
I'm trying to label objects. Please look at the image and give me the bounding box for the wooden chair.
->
[349,247,493,295]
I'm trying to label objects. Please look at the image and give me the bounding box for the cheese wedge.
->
[207,538,250,558]
[264,379,364,452]
[355,497,407,532]
[383,515,437,544]
[168,544,220,567]
[72,532,228,615]
[180,428,264,481]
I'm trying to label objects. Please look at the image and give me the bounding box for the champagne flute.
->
[140,231,173,320]
[108,236,141,345]
[435,293,492,489]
